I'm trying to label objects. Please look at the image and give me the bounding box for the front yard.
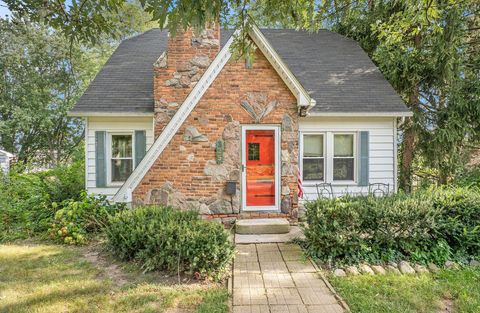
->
[0,242,228,313]
[329,268,480,313]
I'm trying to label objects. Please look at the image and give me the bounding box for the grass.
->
[0,243,229,313]
[330,268,480,313]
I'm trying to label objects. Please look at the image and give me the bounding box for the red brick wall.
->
[154,24,220,136]
[135,36,299,221]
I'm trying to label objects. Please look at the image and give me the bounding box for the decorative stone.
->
[229,169,240,181]
[398,261,415,274]
[184,125,208,142]
[359,264,374,275]
[240,92,280,123]
[281,196,292,214]
[209,199,232,214]
[281,162,294,176]
[345,266,359,276]
[148,188,169,206]
[445,261,459,269]
[427,263,440,273]
[168,102,179,108]
[333,269,346,277]
[179,75,191,87]
[281,149,290,162]
[179,145,186,152]
[282,113,294,131]
[204,160,228,181]
[186,153,195,162]
[154,51,167,68]
[281,185,291,195]
[222,121,240,140]
[470,259,480,267]
[386,265,400,274]
[371,265,386,275]
[414,264,429,274]
[190,55,210,68]
[165,78,179,86]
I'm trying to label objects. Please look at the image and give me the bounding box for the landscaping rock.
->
[445,261,460,270]
[371,265,386,275]
[389,262,398,268]
[414,264,429,274]
[333,269,346,277]
[427,263,440,273]
[345,266,360,276]
[399,261,415,274]
[386,265,400,274]
[469,260,480,267]
[359,264,375,275]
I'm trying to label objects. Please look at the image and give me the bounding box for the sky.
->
[0,1,10,17]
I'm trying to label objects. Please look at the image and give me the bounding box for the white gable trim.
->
[114,26,316,202]
[249,25,316,111]
[113,32,237,202]
[308,111,413,117]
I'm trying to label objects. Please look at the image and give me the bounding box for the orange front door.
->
[245,129,276,207]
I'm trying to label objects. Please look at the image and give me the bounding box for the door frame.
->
[241,125,281,212]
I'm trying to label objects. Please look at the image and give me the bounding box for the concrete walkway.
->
[232,243,346,313]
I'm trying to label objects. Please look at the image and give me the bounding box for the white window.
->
[109,133,133,184]
[333,134,355,181]
[302,134,325,181]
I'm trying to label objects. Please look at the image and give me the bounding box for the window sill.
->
[303,181,357,187]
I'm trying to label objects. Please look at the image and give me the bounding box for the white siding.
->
[299,116,397,200]
[0,153,10,174]
[86,116,154,198]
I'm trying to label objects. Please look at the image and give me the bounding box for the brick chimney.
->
[153,23,221,137]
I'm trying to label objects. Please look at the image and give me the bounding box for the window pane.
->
[112,135,132,158]
[333,158,354,180]
[304,135,323,157]
[334,134,354,157]
[303,158,324,181]
[112,159,133,182]
[248,143,260,161]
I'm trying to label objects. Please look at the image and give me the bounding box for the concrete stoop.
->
[235,218,305,244]
[235,218,290,234]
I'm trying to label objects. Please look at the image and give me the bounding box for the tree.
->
[0,2,154,168]
[4,0,479,186]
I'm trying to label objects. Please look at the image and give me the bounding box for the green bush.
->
[106,206,234,281]
[303,186,480,266]
[0,160,85,242]
[49,192,125,245]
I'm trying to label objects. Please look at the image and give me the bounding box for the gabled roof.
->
[71,27,410,117]
[70,29,167,116]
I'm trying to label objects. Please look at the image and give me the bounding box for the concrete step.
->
[236,218,290,234]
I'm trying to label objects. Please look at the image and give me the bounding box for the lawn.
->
[0,243,229,313]
[329,268,480,313]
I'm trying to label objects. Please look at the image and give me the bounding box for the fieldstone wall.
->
[135,35,299,221]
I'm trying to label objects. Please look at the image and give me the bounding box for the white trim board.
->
[241,125,281,212]
[114,25,318,202]
[113,32,237,202]
[307,111,413,117]
[69,111,154,117]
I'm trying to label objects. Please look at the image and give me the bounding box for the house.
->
[69,24,411,222]
[0,150,14,174]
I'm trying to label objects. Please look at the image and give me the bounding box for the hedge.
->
[303,186,480,266]
[106,206,234,281]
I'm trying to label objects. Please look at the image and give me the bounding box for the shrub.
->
[106,206,234,281]
[49,192,125,245]
[0,161,85,242]
[303,186,480,266]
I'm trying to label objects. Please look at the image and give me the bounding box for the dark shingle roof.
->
[72,28,409,114]
[222,29,408,113]
[71,29,167,114]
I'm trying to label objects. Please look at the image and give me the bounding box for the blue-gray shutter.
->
[95,131,107,187]
[134,130,147,167]
[358,131,369,186]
